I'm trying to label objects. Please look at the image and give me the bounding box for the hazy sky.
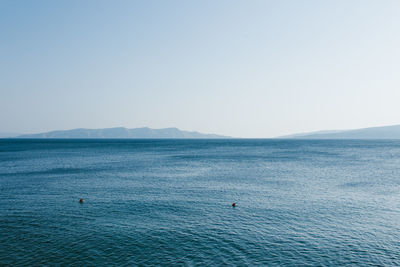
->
[1,0,400,137]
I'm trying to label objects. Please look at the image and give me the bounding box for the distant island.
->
[280,124,400,139]
[13,127,229,139]
[4,124,400,139]
[0,132,20,138]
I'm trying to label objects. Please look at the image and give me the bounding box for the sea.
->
[1,139,400,266]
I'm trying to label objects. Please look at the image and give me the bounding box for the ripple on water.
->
[1,139,400,265]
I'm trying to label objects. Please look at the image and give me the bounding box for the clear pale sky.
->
[1,0,400,138]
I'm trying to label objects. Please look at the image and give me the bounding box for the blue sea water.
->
[1,139,400,266]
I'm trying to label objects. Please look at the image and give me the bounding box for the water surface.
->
[1,139,400,265]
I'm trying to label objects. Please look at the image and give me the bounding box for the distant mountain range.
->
[3,124,400,139]
[280,125,400,139]
[14,127,229,139]
[0,132,20,138]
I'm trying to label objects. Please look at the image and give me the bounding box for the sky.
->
[1,0,400,138]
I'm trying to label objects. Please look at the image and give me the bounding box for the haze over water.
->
[2,1,400,137]
[1,139,400,265]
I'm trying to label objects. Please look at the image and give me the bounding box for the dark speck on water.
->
[1,139,400,266]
